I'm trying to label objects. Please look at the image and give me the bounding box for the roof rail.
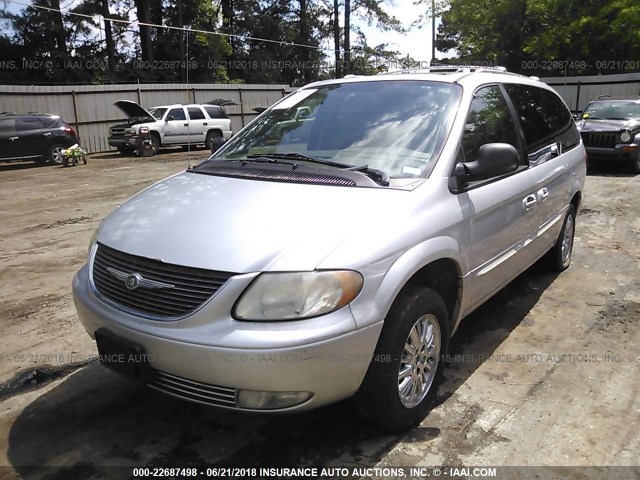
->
[596,94,611,100]
[382,65,509,75]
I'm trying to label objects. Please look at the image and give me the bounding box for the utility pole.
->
[344,0,350,75]
[431,0,436,63]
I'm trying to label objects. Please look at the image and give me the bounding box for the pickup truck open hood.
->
[114,100,155,120]
[96,170,410,274]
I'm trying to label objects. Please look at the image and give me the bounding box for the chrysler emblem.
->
[125,273,142,290]
[106,267,175,290]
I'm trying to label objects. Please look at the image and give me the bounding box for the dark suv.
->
[0,113,79,165]
[576,97,640,173]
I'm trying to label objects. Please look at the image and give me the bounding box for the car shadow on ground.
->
[436,262,559,408]
[7,264,558,477]
[0,161,51,172]
[91,146,208,161]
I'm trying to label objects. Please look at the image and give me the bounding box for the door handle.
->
[9,136,18,141]
[183,123,188,127]
[43,132,51,136]
[537,187,550,202]
[203,122,208,125]
[522,194,537,211]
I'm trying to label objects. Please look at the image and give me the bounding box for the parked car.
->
[73,67,585,431]
[108,101,232,155]
[576,96,640,173]
[0,113,78,165]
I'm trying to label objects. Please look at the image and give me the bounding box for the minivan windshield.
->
[202,80,462,179]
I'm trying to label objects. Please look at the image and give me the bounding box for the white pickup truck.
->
[108,101,233,155]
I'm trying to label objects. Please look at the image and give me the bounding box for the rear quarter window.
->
[204,106,229,119]
[41,116,63,128]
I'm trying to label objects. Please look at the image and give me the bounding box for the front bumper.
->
[72,265,383,412]
[585,144,639,163]
[108,136,138,148]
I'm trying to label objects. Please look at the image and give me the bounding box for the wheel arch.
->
[368,237,465,338]
[149,130,161,145]
[570,190,582,213]
[404,258,462,336]
[206,128,223,137]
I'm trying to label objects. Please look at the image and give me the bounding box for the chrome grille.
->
[581,132,617,148]
[92,243,234,318]
[201,167,357,186]
[110,127,126,135]
[149,370,237,407]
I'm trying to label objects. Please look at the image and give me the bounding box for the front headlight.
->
[233,271,363,321]
[620,131,632,143]
[87,228,98,258]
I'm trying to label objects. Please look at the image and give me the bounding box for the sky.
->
[355,0,438,63]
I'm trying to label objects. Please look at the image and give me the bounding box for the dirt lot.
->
[0,150,639,478]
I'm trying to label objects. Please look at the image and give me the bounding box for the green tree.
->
[0,0,71,82]
[525,0,640,74]
[435,0,640,75]
[349,42,402,75]
[342,0,403,74]
[435,0,528,71]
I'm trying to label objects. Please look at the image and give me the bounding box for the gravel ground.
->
[0,151,638,479]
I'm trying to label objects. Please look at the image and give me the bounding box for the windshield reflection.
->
[204,81,462,179]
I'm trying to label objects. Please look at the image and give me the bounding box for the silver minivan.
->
[73,68,586,431]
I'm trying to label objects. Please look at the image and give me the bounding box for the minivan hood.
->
[114,100,155,120]
[96,171,409,273]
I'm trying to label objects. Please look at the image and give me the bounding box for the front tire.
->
[150,134,160,155]
[544,204,576,272]
[629,155,640,174]
[353,285,449,432]
[206,131,225,153]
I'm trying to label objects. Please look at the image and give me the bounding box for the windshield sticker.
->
[272,89,318,110]
[402,166,422,176]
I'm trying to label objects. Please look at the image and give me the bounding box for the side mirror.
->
[455,143,519,179]
[165,115,174,122]
[572,113,580,121]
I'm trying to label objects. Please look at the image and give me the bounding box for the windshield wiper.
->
[346,165,390,186]
[238,156,297,166]
[247,152,347,168]
[246,153,390,186]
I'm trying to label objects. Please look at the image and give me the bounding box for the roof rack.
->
[383,65,509,75]
[381,65,541,82]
